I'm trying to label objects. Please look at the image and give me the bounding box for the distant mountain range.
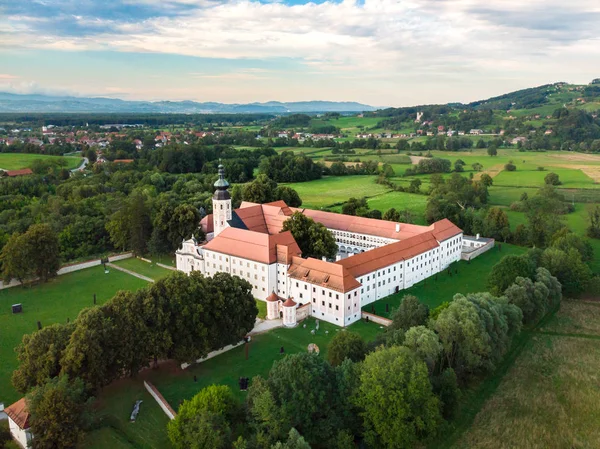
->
[0,93,376,114]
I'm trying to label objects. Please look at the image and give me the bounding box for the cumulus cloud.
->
[0,0,599,103]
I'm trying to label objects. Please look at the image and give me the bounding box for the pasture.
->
[0,153,82,170]
[0,266,148,405]
[453,300,600,449]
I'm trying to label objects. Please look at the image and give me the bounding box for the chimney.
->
[336,255,341,262]
[395,223,400,232]
[476,233,480,240]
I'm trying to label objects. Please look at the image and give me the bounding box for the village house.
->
[1,169,34,178]
[176,167,488,327]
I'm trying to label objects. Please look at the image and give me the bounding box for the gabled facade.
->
[176,169,466,327]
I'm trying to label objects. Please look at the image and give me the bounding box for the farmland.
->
[0,152,82,170]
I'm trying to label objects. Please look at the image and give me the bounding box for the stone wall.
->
[144,381,176,420]
[361,311,392,327]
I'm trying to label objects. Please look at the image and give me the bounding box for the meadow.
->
[452,300,600,449]
[111,258,174,281]
[0,267,148,405]
[0,153,82,170]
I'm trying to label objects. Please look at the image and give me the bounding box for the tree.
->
[550,229,594,263]
[472,162,483,172]
[389,295,429,332]
[168,385,238,449]
[431,368,460,419]
[480,173,493,187]
[12,322,75,393]
[487,146,497,156]
[0,232,31,284]
[258,353,346,446]
[540,247,591,297]
[544,172,561,185]
[271,429,311,449]
[454,160,465,172]
[408,178,422,193]
[504,276,549,325]
[341,197,368,216]
[403,326,442,373]
[487,254,536,296]
[383,208,401,222]
[535,267,562,309]
[327,331,366,366]
[355,346,441,449]
[282,212,337,260]
[27,375,92,449]
[504,162,516,171]
[128,191,152,255]
[242,174,278,204]
[275,186,302,207]
[588,205,600,239]
[433,296,492,377]
[483,207,511,241]
[25,224,60,281]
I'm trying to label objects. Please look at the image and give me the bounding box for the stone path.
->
[250,318,283,335]
[106,263,154,283]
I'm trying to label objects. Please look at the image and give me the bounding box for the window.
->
[336,305,339,311]
[322,301,325,306]
[313,298,316,303]
[329,303,332,308]
[300,293,303,299]
[354,291,357,296]
[329,292,332,298]
[296,282,299,287]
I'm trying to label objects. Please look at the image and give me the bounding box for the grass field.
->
[365,244,528,316]
[146,317,383,408]
[111,258,174,281]
[84,380,172,449]
[0,153,82,170]
[0,267,149,405]
[453,300,600,449]
[285,176,390,208]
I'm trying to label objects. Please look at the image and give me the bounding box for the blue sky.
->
[1,0,599,105]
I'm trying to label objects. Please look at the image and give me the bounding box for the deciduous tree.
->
[282,212,337,260]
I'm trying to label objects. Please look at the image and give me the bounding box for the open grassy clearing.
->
[0,153,82,170]
[285,176,390,208]
[541,299,600,336]
[0,267,149,405]
[146,317,383,409]
[111,258,174,281]
[453,333,600,449]
[365,244,528,316]
[493,167,597,189]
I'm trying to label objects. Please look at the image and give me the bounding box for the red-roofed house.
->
[5,398,33,448]
[1,169,34,177]
[176,165,474,327]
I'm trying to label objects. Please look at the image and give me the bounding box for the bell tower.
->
[212,164,231,237]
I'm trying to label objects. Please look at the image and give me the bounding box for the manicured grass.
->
[366,191,428,224]
[285,176,390,208]
[364,244,528,316]
[0,267,149,405]
[452,333,600,448]
[0,153,82,170]
[84,379,172,449]
[255,299,267,319]
[112,258,174,281]
[146,317,383,408]
[493,167,597,189]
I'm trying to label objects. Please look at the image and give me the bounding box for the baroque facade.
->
[176,166,465,327]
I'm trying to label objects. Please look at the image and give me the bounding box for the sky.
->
[0,0,599,106]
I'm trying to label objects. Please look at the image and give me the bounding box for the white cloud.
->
[1,0,599,104]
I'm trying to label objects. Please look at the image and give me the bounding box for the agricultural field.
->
[0,152,82,170]
[453,300,600,449]
[365,244,527,316]
[0,266,149,405]
[284,176,390,209]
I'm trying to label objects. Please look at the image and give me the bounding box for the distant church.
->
[176,165,473,327]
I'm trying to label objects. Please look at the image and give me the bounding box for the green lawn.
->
[84,380,172,449]
[285,176,390,208]
[112,258,174,281]
[493,167,597,189]
[365,244,528,317]
[0,153,82,170]
[0,267,149,405]
[146,317,383,408]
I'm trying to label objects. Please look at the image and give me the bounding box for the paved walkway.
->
[250,318,283,335]
[106,263,154,283]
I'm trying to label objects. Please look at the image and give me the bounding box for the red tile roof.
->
[428,218,462,242]
[337,232,440,278]
[266,291,283,302]
[112,159,134,164]
[236,201,294,234]
[203,227,301,264]
[3,168,33,177]
[293,208,429,240]
[5,398,30,429]
[283,297,297,307]
[200,214,214,234]
[287,256,361,293]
